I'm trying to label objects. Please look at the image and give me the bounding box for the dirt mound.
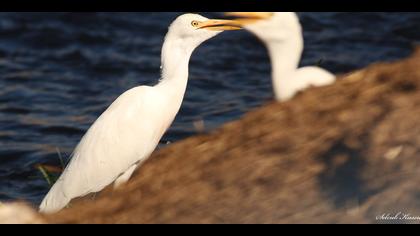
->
[34,48,420,223]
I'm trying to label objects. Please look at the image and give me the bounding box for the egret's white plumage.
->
[39,13,240,214]
[228,12,336,101]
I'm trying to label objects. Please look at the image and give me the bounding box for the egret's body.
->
[39,14,240,214]
[228,12,336,101]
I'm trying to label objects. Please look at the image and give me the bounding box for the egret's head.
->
[225,12,301,43]
[166,13,242,49]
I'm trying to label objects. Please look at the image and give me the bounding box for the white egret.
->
[39,13,241,214]
[227,12,336,101]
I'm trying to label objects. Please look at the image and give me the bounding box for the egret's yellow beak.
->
[197,19,242,31]
[225,12,274,25]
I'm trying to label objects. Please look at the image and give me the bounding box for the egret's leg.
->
[113,164,138,189]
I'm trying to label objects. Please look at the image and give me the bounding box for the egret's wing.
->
[62,86,164,194]
[40,86,166,213]
[295,67,336,87]
[275,67,335,102]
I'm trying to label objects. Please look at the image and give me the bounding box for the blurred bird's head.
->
[225,12,302,43]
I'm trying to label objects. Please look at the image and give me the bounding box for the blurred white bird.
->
[227,12,336,102]
[39,13,241,214]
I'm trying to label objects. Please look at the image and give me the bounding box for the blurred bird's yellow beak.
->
[225,12,274,25]
[198,19,242,31]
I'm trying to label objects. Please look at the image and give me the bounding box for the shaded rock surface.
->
[8,49,420,224]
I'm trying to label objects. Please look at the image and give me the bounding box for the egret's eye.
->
[191,21,200,27]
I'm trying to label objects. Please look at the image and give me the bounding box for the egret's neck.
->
[158,38,194,99]
[267,30,304,100]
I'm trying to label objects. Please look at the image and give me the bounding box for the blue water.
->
[0,12,419,205]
